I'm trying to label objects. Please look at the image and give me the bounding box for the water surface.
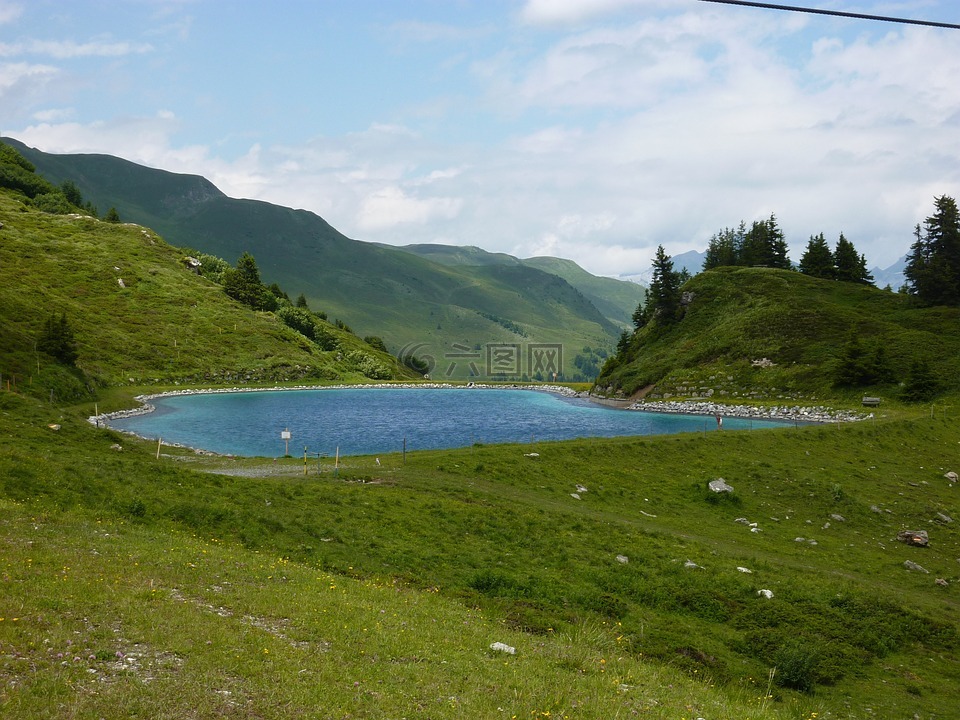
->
[108,387,787,457]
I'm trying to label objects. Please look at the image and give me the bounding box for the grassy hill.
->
[395,243,646,329]
[4,138,634,380]
[3,140,960,718]
[0,187,411,400]
[597,266,960,401]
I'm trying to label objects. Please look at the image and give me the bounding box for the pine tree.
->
[905,196,960,305]
[642,246,683,327]
[703,227,738,270]
[834,233,873,285]
[37,313,79,365]
[799,233,835,278]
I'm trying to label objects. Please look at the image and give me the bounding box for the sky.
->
[2,0,959,278]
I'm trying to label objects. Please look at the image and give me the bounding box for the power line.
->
[698,0,960,30]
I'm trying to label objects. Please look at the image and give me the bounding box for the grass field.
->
[2,387,959,718]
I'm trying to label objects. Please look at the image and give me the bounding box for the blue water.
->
[107,387,788,457]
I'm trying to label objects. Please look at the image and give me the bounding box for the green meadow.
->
[2,386,959,718]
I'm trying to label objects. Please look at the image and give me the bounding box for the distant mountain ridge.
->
[4,138,643,380]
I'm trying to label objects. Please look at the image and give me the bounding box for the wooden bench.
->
[862,396,881,407]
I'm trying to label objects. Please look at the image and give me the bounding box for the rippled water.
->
[107,387,789,457]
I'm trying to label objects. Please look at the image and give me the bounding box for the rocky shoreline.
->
[625,399,871,424]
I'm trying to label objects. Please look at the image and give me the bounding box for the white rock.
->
[757,589,774,599]
[615,555,629,564]
[737,566,752,574]
[490,642,516,655]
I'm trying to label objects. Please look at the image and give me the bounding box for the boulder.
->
[897,530,929,547]
[709,478,734,493]
[945,471,958,483]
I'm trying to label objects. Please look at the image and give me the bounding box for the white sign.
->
[281,430,291,440]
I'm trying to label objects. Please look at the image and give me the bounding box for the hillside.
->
[394,243,646,329]
[3,138,634,380]
[0,187,411,399]
[596,266,960,401]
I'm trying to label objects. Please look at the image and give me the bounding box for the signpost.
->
[281,428,291,456]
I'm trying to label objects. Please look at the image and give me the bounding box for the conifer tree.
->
[905,195,960,305]
[37,313,79,366]
[799,233,834,278]
[642,246,683,327]
[834,233,873,285]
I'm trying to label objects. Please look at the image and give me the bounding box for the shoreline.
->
[90,382,868,430]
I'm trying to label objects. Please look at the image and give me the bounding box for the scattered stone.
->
[946,471,958,483]
[897,530,929,547]
[904,560,929,574]
[935,512,953,524]
[794,537,806,543]
[490,642,516,655]
[523,452,539,458]
[870,505,882,514]
[830,514,846,522]
[575,484,588,493]
[936,578,949,587]
[117,278,126,288]
[47,424,61,431]
[570,493,581,500]
[736,566,752,574]
[750,527,761,533]
[757,589,774,599]
[110,443,123,451]
[735,517,750,525]
[808,540,818,546]
[709,478,734,493]
[822,522,831,530]
[616,555,629,564]
[684,560,704,569]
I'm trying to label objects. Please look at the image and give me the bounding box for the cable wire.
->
[698,0,960,30]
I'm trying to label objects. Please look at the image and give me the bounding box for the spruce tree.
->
[905,195,960,305]
[834,233,873,285]
[37,313,79,365]
[799,233,834,278]
[643,246,683,326]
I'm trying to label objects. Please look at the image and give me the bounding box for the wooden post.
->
[303,446,307,476]
[156,437,162,459]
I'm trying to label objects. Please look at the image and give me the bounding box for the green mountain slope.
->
[0,188,409,397]
[4,138,624,380]
[597,266,960,400]
[394,244,646,328]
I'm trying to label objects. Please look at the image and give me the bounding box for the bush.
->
[31,192,74,214]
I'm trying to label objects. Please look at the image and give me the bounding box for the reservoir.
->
[107,386,789,457]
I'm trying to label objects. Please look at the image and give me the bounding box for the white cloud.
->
[0,1,22,25]
[519,0,673,26]
[0,39,153,59]
[357,186,463,232]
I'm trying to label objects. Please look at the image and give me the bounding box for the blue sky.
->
[2,0,959,278]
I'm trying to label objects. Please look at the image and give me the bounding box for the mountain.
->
[617,248,706,285]
[392,244,646,328]
[596,266,960,400]
[4,138,636,381]
[0,186,413,398]
[870,255,907,290]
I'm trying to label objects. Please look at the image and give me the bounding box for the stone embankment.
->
[626,399,870,423]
